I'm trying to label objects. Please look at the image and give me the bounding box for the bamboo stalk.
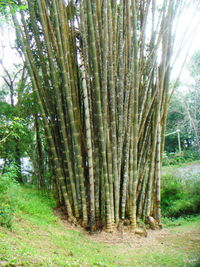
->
[11,0,189,231]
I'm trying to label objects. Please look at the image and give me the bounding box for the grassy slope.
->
[0,187,200,267]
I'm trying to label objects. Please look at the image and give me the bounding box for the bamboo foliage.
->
[12,0,193,231]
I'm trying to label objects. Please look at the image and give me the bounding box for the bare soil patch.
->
[162,161,200,179]
[55,208,171,247]
[177,162,200,178]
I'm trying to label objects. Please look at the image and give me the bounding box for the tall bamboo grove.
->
[12,0,192,231]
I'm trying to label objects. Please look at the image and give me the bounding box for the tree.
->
[0,10,50,187]
[165,51,200,154]
[8,0,199,231]
[165,91,187,153]
[0,60,50,187]
[0,61,29,182]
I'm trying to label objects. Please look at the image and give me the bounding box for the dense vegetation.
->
[161,172,200,217]
[0,166,56,229]
[1,0,197,232]
[162,150,199,166]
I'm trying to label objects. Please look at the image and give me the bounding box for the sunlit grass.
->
[15,186,57,225]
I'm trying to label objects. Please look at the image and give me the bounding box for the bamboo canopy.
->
[11,0,195,231]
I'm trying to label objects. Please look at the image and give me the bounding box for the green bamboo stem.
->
[107,0,119,225]
[11,0,184,231]
[155,116,161,223]
[38,0,79,218]
[86,0,112,231]
[52,0,88,225]
[12,13,73,219]
[79,53,95,230]
[129,0,139,229]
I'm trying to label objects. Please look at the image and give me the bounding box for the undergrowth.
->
[1,164,200,229]
[162,149,199,166]
[16,186,57,225]
[162,214,200,227]
[0,166,19,228]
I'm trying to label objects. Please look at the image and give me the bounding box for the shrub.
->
[162,149,199,166]
[161,174,200,217]
[0,165,19,228]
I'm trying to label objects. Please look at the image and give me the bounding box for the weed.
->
[0,202,14,228]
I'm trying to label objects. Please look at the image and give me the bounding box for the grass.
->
[162,214,200,228]
[15,186,57,225]
[0,186,200,266]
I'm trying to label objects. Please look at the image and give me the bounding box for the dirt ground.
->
[162,162,200,179]
[59,213,200,249]
[177,162,200,178]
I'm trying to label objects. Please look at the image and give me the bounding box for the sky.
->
[0,23,22,68]
[171,3,200,83]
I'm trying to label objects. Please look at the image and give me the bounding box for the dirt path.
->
[176,162,200,178]
[162,161,200,179]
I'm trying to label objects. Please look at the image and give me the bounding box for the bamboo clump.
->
[12,0,190,231]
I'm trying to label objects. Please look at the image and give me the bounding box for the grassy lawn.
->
[0,187,200,266]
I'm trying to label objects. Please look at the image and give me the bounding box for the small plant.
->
[0,202,14,228]
[16,187,57,225]
[0,165,19,228]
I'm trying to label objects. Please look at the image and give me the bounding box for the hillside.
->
[0,187,200,267]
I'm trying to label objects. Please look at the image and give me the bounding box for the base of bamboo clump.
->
[146,216,162,230]
[135,227,148,237]
[67,216,77,225]
[55,206,162,235]
[105,222,114,233]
